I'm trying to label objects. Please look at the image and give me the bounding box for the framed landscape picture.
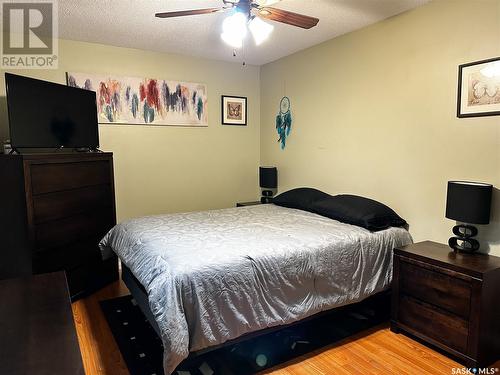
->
[221,95,247,126]
[457,57,500,118]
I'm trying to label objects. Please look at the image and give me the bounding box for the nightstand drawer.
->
[400,258,471,319]
[399,295,469,353]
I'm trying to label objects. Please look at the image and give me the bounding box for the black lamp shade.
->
[259,167,277,189]
[445,181,492,224]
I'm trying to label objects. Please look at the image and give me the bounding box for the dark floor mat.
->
[100,294,389,375]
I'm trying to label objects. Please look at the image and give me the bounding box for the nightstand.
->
[236,201,263,207]
[391,241,500,367]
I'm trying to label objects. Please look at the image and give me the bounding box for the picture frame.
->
[221,95,247,126]
[457,57,500,118]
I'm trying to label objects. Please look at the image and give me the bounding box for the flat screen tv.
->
[5,73,99,150]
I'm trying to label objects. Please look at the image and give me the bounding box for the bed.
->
[99,203,412,374]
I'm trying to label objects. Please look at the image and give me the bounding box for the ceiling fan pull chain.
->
[243,38,247,66]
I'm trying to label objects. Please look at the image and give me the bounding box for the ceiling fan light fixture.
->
[221,11,248,48]
[221,32,243,48]
[249,17,274,46]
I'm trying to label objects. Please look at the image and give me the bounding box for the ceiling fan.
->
[155,0,319,30]
[155,0,319,48]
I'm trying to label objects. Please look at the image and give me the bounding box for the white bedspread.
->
[100,204,412,374]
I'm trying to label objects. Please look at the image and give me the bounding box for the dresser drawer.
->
[399,258,471,318]
[33,185,112,224]
[30,160,111,195]
[33,239,103,273]
[399,295,469,353]
[35,211,114,249]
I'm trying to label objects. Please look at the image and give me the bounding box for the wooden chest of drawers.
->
[0,153,118,300]
[391,241,500,367]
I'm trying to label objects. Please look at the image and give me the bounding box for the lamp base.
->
[448,224,480,253]
[261,190,274,204]
[261,196,273,204]
[262,190,273,197]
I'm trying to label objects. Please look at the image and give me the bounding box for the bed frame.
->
[121,264,391,357]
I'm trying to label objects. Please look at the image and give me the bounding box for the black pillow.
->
[272,188,332,211]
[310,194,406,231]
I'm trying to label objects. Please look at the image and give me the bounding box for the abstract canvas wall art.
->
[67,73,208,126]
[457,57,500,118]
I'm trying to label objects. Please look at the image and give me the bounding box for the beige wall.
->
[260,0,500,255]
[0,39,261,221]
[1,1,499,255]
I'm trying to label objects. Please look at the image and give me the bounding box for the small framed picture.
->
[457,57,500,118]
[221,95,247,126]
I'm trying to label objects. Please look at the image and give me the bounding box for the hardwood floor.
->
[72,280,130,375]
[72,281,497,375]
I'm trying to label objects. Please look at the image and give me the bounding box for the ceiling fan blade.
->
[258,7,319,29]
[155,8,225,18]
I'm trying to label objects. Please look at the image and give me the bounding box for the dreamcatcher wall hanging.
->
[276,96,292,149]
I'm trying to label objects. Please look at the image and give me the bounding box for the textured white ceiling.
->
[59,0,429,66]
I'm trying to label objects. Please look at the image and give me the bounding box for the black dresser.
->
[0,152,118,300]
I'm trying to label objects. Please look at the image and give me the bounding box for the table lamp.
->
[259,167,277,203]
[445,181,492,253]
